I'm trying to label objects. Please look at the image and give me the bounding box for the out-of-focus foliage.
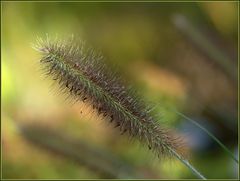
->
[2,2,238,179]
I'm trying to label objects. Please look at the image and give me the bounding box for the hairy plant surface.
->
[34,37,185,159]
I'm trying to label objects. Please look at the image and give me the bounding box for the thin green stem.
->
[174,110,238,164]
[168,147,206,180]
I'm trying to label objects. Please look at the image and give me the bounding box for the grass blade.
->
[174,109,238,164]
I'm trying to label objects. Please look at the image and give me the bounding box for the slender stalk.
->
[168,147,206,180]
[174,110,239,164]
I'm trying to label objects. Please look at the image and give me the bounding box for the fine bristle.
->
[35,37,186,158]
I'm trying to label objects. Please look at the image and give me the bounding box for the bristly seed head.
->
[35,36,186,159]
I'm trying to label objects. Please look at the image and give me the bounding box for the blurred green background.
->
[2,1,238,179]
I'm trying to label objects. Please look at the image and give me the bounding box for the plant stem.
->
[175,110,239,164]
[169,147,206,180]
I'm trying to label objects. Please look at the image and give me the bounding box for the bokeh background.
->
[2,1,238,179]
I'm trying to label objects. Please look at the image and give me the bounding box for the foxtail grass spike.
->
[34,36,205,179]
